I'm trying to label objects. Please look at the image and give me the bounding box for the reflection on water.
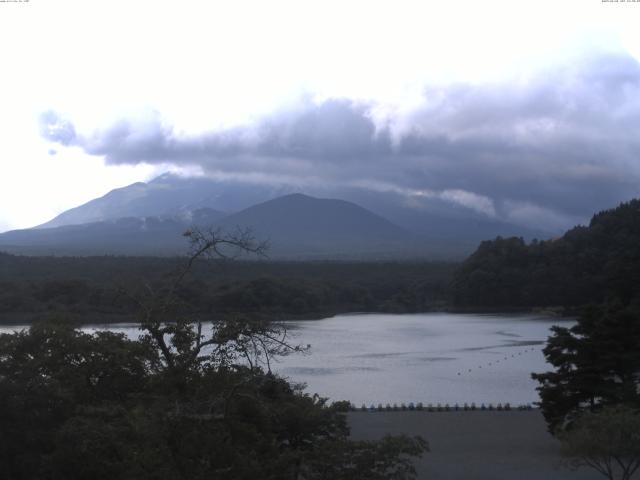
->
[274,313,571,405]
[0,313,572,406]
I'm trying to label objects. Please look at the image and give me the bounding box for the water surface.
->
[1,312,570,406]
[274,313,569,406]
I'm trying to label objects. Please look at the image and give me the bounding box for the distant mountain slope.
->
[217,193,418,257]
[0,194,424,258]
[0,208,225,256]
[327,186,553,245]
[37,174,291,229]
[452,199,640,308]
[32,172,552,258]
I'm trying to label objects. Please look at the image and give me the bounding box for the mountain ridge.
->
[8,173,555,259]
[0,193,426,259]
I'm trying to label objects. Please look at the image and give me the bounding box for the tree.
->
[0,227,428,480]
[558,406,640,480]
[532,303,640,432]
[452,199,640,310]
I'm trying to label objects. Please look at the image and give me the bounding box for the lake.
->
[276,313,570,406]
[0,312,571,406]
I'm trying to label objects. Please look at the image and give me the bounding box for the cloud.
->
[501,200,583,233]
[439,190,497,217]
[39,110,77,146]
[40,52,640,231]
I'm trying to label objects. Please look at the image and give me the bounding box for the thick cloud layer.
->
[40,53,640,231]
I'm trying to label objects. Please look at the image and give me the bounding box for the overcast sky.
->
[1,0,640,232]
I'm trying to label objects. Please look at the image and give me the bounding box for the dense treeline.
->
[452,199,640,309]
[0,253,454,324]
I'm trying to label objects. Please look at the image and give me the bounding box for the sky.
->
[1,0,640,232]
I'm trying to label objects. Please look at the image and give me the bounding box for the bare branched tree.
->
[123,227,306,376]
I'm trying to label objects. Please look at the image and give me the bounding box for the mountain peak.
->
[13,175,549,259]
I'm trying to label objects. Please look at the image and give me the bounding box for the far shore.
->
[0,306,579,328]
[348,410,606,480]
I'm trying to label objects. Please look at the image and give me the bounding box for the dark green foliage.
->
[559,406,640,480]
[0,230,427,480]
[0,319,427,480]
[452,199,640,308]
[302,435,428,480]
[0,321,153,480]
[0,254,454,324]
[532,304,640,432]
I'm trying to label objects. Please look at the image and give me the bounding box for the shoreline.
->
[0,305,581,327]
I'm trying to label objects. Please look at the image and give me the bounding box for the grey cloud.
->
[77,100,391,168]
[41,52,640,231]
[39,110,77,146]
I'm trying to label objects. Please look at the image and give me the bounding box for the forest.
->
[452,199,640,310]
[0,253,454,325]
[4,200,640,326]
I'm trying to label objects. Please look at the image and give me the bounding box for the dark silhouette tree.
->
[532,303,640,432]
[0,227,428,480]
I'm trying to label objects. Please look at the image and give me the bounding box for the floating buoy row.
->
[352,402,536,412]
[456,347,539,376]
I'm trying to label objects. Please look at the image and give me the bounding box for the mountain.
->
[37,173,293,229]
[7,172,556,258]
[328,186,551,248]
[30,173,551,257]
[452,199,640,309]
[216,193,419,258]
[0,208,225,256]
[0,195,423,258]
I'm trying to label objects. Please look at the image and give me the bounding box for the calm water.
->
[0,313,571,406]
[276,313,570,406]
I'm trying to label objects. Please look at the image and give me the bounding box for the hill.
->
[452,199,640,309]
[217,193,420,258]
